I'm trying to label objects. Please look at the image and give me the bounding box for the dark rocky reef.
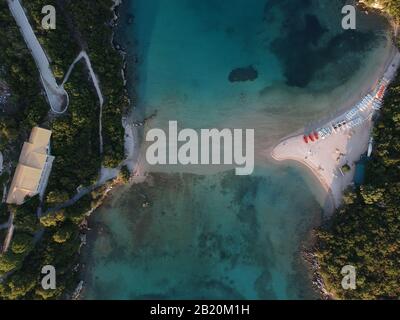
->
[228,65,258,82]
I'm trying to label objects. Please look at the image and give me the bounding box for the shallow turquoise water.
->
[84,0,390,299]
[85,167,321,299]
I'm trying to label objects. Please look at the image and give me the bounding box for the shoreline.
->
[0,0,136,300]
[98,0,140,179]
[271,155,337,212]
[269,24,398,212]
[78,1,399,301]
[71,0,130,300]
[271,42,400,212]
[273,48,400,299]
[76,0,142,299]
[110,0,141,175]
[271,5,400,298]
[73,177,128,299]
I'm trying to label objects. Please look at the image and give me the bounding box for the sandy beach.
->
[272,47,400,212]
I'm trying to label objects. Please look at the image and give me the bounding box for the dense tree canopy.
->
[316,70,400,299]
[22,0,127,169]
[360,0,400,22]
[0,0,128,299]
[10,233,34,255]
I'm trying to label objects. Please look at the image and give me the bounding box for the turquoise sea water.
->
[84,0,390,299]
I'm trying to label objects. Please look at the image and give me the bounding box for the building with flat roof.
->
[6,127,55,205]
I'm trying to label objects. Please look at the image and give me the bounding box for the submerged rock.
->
[228,65,258,82]
[127,14,134,25]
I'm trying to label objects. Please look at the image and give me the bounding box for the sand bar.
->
[272,49,400,212]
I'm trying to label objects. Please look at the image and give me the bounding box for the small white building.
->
[6,127,54,205]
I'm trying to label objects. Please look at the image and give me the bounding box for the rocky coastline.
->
[303,244,334,300]
[73,0,137,300]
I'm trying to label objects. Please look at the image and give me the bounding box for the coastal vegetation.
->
[0,196,39,276]
[46,60,101,199]
[65,0,128,167]
[0,1,48,271]
[0,185,110,299]
[341,164,351,173]
[118,165,131,184]
[0,0,129,205]
[21,0,128,169]
[22,1,80,80]
[0,0,128,299]
[361,0,400,22]
[0,1,48,153]
[316,70,400,299]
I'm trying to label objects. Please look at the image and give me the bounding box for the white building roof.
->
[6,127,53,205]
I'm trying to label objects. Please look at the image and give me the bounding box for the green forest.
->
[0,0,128,299]
[316,68,400,299]
[361,0,400,22]
[0,188,108,299]
[22,0,128,170]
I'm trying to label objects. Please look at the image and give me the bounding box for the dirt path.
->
[7,0,69,113]
[62,51,105,154]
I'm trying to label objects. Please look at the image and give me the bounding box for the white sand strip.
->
[122,116,139,173]
[272,49,400,212]
[272,119,373,210]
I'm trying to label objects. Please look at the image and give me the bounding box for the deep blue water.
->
[84,0,390,299]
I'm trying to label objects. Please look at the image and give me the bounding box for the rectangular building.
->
[6,127,55,205]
